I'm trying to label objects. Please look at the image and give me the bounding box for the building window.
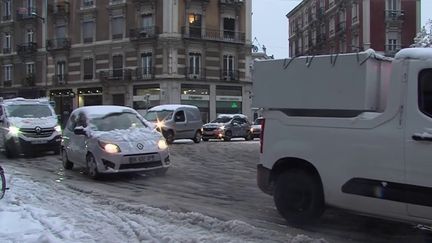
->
[388,39,398,51]
[3,0,11,21]
[111,16,124,40]
[352,2,359,23]
[56,61,66,82]
[27,29,34,43]
[83,58,94,80]
[141,14,153,29]
[112,54,123,78]
[329,16,335,36]
[83,0,94,8]
[188,13,201,38]
[26,63,35,75]
[223,55,235,80]
[3,32,11,53]
[56,25,66,39]
[140,52,152,77]
[82,21,94,43]
[3,64,12,81]
[387,0,399,10]
[188,53,201,77]
[223,18,235,39]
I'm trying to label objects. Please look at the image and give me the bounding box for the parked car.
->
[144,104,203,144]
[61,105,170,178]
[0,97,62,158]
[251,117,264,139]
[201,114,252,141]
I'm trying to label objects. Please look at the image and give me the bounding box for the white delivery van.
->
[0,97,62,157]
[253,48,432,225]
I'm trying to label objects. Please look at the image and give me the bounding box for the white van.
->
[144,104,203,144]
[0,97,62,157]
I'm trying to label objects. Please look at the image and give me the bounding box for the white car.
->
[61,106,170,178]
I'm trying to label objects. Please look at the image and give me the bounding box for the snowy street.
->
[0,140,431,242]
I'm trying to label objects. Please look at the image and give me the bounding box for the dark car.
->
[201,114,252,141]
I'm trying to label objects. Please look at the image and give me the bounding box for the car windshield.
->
[90,112,147,131]
[5,104,53,118]
[254,118,263,125]
[211,117,232,123]
[144,110,173,122]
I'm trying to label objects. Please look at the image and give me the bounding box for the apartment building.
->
[287,0,421,57]
[0,0,47,99]
[1,0,252,122]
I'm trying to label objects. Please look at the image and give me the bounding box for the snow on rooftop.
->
[74,105,137,118]
[395,48,432,60]
[148,104,198,111]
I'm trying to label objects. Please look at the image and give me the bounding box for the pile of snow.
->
[0,166,325,243]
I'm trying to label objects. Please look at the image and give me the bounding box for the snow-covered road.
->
[0,139,430,242]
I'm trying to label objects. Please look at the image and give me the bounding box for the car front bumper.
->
[6,135,61,153]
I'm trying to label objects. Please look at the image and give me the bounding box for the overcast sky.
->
[252,0,432,58]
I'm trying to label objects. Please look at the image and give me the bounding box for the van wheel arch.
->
[270,157,322,186]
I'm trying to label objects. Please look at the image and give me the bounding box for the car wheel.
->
[164,130,175,144]
[223,130,232,141]
[274,169,324,225]
[245,132,253,141]
[192,130,202,143]
[202,138,209,142]
[86,154,99,179]
[154,168,168,176]
[62,149,74,170]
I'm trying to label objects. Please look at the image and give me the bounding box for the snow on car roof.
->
[217,114,248,119]
[1,97,50,105]
[73,105,137,118]
[395,48,432,60]
[148,104,198,111]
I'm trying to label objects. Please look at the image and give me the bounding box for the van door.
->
[173,110,187,139]
[405,64,432,219]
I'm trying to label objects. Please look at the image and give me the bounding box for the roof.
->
[148,104,198,111]
[395,48,432,60]
[73,105,137,118]
[286,0,309,18]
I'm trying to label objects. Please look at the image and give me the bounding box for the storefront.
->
[78,87,103,107]
[216,85,242,115]
[50,89,75,127]
[181,84,210,123]
[133,85,161,115]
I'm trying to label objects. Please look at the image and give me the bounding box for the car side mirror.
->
[74,126,86,136]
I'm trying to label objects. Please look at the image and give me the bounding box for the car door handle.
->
[412,133,432,142]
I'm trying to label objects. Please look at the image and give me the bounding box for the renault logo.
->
[137,143,144,150]
[35,126,42,134]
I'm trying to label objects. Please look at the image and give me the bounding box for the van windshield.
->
[144,110,173,122]
[5,104,53,118]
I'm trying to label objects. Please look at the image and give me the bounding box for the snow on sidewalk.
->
[0,167,325,243]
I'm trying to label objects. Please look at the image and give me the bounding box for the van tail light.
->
[260,118,265,154]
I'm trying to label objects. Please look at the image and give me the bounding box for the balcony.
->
[181,27,245,44]
[47,38,71,51]
[16,42,37,57]
[221,70,239,81]
[385,10,404,22]
[135,67,155,80]
[22,74,36,87]
[129,26,159,41]
[219,0,244,6]
[3,80,12,87]
[52,74,68,85]
[186,68,205,80]
[16,7,38,21]
[48,1,70,17]
[99,68,132,81]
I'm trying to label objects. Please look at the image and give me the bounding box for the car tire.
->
[62,149,74,170]
[86,154,99,179]
[192,130,202,143]
[163,130,175,144]
[154,168,168,176]
[274,169,324,225]
[223,130,232,141]
[202,138,209,142]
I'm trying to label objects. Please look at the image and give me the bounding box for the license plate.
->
[31,140,48,144]
[129,154,157,163]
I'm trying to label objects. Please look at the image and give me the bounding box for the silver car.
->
[61,106,170,179]
[202,114,253,141]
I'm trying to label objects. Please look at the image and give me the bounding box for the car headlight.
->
[250,128,254,132]
[8,126,20,137]
[156,120,165,129]
[219,126,225,131]
[98,141,121,153]
[55,125,62,133]
[158,139,168,150]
